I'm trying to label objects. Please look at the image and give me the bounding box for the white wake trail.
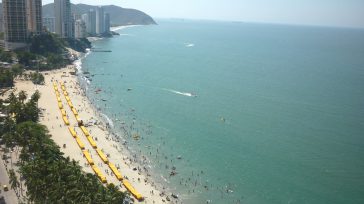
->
[163,88,197,97]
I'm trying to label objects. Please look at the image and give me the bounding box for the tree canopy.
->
[0,91,126,203]
[29,33,66,55]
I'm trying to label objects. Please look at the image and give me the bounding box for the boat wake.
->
[163,88,197,97]
[185,43,195,47]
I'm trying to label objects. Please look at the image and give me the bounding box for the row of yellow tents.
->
[54,82,70,126]
[56,82,143,201]
[91,164,107,183]
[54,82,106,183]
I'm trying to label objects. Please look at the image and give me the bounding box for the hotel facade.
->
[54,0,73,38]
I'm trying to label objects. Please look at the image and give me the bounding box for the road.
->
[0,152,18,204]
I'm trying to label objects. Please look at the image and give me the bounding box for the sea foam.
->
[101,113,114,128]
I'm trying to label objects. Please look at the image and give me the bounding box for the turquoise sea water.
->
[81,20,364,203]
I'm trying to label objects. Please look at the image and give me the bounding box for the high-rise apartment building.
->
[96,6,104,34]
[74,19,86,39]
[104,13,110,33]
[86,9,96,35]
[0,17,3,33]
[54,0,73,38]
[43,17,56,33]
[26,0,42,34]
[81,14,88,22]
[2,0,28,50]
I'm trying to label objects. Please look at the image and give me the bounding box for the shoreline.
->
[10,50,174,203]
[110,25,141,32]
[87,25,140,42]
[75,48,178,203]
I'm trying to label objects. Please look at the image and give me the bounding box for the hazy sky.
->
[40,0,364,28]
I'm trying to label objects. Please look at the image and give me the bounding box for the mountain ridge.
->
[0,3,157,26]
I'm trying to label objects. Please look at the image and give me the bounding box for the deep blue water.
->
[81,20,364,203]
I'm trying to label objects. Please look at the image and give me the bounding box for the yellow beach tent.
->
[68,127,77,138]
[75,137,85,149]
[82,150,94,165]
[80,126,90,136]
[86,136,97,148]
[62,116,69,125]
[91,165,107,183]
[96,149,108,164]
[123,180,143,201]
[60,109,66,117]
[67,101,73,108]
[108,162,123,181]
[72,108,78,116]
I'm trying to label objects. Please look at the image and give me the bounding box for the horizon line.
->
[39,2,364,30]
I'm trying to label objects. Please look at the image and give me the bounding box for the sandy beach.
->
[10,51,175,203]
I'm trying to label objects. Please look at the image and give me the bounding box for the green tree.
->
[31,90,41,102]
[18,91,27,103]
[0,118,17,148]
[11,64,25,77]
[0,49,13,63]
[9,169,20,194]
[1,90,126,203]
[46,53,66,69]
[0,69,14,88]
[65,38,91,52]
[16,51,37,67]
[30,72,44,85]
[3,92,40,124]
[29,33,65,55]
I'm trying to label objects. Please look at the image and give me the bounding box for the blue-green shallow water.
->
[81,20,364,203]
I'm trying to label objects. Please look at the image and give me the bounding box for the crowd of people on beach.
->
[71,71,243,203]
[45,66,244,203]
[43,63,242,203]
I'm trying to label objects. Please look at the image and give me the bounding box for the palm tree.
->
[18,91,27,103]
[2,90,126,203]
[1,122,16,148]
[30,90,40,103]
[9,169,20,195]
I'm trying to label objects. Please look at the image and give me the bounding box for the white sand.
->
[10,53,175,203]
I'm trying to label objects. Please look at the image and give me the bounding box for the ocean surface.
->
[79,20,364,203]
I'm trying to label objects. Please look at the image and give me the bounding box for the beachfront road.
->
[0,154,18,204]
